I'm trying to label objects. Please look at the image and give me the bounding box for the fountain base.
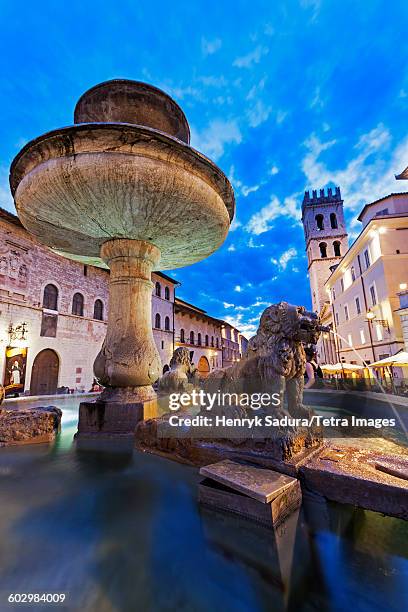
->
[76,389,158,444]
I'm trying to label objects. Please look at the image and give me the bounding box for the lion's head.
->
[169,347,195,373]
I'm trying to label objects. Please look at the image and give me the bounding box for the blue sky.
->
[1,0,407,336]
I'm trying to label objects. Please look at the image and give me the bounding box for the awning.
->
[371,351,408,368]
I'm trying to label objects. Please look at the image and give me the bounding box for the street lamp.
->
[366,310,390,333]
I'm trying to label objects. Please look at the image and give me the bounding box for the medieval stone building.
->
[0,208,246,395]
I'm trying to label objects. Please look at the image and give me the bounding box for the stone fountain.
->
[9,79,235,439]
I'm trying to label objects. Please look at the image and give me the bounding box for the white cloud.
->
[227,244,236,252]
[234,285,242,292]
[233,45,268,69]
[201,38,222,56]
[270,165,279,175]
[229,217,242,232]
[228,165,261,197]
[248,237,265,248]
[247,100,272,128]
[223,302,234,309]
[190,119,242,161]
[246,194,301,235]
[224,312,257,338]
[276,109,288,124]
[0,167,14,211]
[301,123,408,212]
[277,247,298,270]
[310,85,324,109]
[300,0,321,22]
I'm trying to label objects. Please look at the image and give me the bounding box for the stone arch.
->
[319,242,327,258]
[197,355,210,378]
[333,240,341,256]
[315,214,324,230]
[30,349,59,395]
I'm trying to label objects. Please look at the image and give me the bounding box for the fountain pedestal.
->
[77,239,161,439]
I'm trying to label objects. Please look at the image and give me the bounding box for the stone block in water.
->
[198,459,301,528]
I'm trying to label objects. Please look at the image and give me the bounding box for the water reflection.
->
[0,398,407,611]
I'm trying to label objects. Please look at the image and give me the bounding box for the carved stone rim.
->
[9,123,235,222]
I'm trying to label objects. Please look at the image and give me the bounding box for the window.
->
[180,328,185,343]
[316,214,324,230]
[83,265,88,277]
[155,313,161,329]
[319,242,327,258]
[211,336,214,347]
[216,338,219,348]
[333,241,341,256]
[205,334,209,346]
[197,333,202,345]
[43,284,58,310]
[164,316,170,331]
[93,299,104,320]
[340,278,344,293]
[72,292,84,316]
[375,324,383,341]
[344,305,349,321]
[360,329,366,344]
[364,249,371,269]
[164,286,170,300]
[155,282,161,297]
[330,213,338,229]
[351,266,356,282]
[190,331,195,345]
[335,311,339,326]
[355,296,361,315]
[347,333,353,346]
[369,284,377,306]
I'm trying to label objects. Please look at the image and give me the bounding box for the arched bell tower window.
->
[333,240,341,256]
[190,331,195,345]
[197,333,202,345]
[155,282,161,297]
[164,286,170,300]
[315,214,324,231]
[155,313,161,329]
[330,213,338,229]
[319,242,327,258]
[180,328,185,343]
[164,316,170,331]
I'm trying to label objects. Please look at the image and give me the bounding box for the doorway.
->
[30,349,59,395]
[197,355,210,379]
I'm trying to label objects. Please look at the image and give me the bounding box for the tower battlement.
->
[303,186,342,207]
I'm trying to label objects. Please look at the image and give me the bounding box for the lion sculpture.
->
[205,301,325,418]
[158,347,197,394]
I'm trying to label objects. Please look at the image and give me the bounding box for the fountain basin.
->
[10,123,234,270]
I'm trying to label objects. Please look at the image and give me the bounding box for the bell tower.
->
[302,187,348,313]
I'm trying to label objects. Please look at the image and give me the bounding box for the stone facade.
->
[174,299,223,376]
[0,208,246,394]
[325,195,408,366]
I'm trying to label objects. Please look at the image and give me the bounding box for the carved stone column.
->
[94,239,162,401]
